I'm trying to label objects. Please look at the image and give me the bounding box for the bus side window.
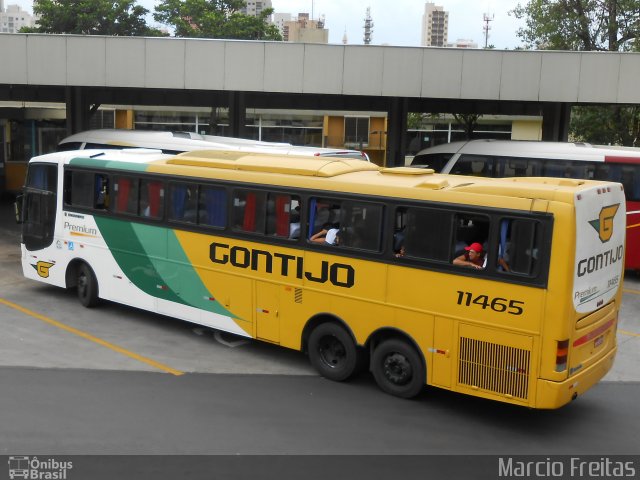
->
[400,207,453,262]
[544,160,584,179]
[113,176,139,215]
[95,174,109,209]
[452,155,493,177]
[233,190,266,234]
[199,186,227,228]
[496,218,540,276]
[64,170,94,209]
[168,183,198,223]
[594,164,611,181]
[453,214,489,254]
[289,199,301,239]
[140,179,164,219]
[266,193,300,239]
[308,198,382,251]
[502,157,540,177]
[622,166,640,202]
[339,201,383,251]
[308,198,340,240]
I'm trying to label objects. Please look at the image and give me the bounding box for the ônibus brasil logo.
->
[588,204,620,243]
[8,456,73,479]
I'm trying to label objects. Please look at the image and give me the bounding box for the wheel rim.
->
[382,352,413,386]
[318,335,346,369]
[78,272,88,299]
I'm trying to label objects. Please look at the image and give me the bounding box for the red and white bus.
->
[411,140,640,271]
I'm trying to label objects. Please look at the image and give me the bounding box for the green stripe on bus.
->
[94,217,233,317]
[69,157,150,172]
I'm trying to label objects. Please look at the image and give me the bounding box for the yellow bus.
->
[17,148,626,408]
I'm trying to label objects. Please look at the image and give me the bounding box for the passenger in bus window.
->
[289,205,301,239]
[497,256,511,272]
[310,225,340,245]
[453,242,485,270]
[393,230,405,257]
[95,176,109,209]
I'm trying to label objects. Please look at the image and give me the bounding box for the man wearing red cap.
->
[453,242,485,270]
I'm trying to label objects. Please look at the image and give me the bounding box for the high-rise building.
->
[0,3,36,33]
[273,12,292,37]
[421,2,448,47]
[282,13,328,44]
[240,0,273,18]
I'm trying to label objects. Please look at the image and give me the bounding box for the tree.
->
[513,0,640,146]
[21,0,165,36]
[154,0,282,40]
[570,105,640,146]
[452,113,481,139]
[513,0,640,51]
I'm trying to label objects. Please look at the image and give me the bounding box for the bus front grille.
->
[458,337,531,400]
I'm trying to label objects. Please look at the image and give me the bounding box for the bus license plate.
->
[594,335,604,348]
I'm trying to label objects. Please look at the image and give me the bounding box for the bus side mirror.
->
[14,194,23,224]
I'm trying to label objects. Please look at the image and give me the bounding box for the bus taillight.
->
[555,340,569,372]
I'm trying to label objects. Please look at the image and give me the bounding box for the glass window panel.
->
[200,186,227,228]
[140,179,164,219]
[233,190,266,234]
[113,176,139,215]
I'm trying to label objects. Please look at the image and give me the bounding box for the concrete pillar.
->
[228,91,246,138]
[541,103,571,142]
[386,97,408,167]
[65,87,90,135]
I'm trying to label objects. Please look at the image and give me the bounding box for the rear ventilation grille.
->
[294,288,303,303]
[458,337,531,400]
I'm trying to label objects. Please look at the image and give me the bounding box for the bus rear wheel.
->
[372,339,424,398]
[308,323,360,382]
[77,263,99,308]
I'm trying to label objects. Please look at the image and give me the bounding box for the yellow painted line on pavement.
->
[0,297,184,376]
[619,329,640,338]
[623,288,640,295]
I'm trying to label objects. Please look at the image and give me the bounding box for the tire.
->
[308,322,360,382]
[371,339,425,399]
[77,263,99,308]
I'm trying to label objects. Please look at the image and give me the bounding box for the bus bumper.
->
[534,346,616,409]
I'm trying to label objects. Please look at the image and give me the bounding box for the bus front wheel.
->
[77,263,99,308]
[308,323,360,382]
[372,339,424,398]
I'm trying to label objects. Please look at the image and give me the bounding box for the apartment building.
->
[421,2,448,47]
[0,2,36,33]
[240,0,273,17]
[282,12,328,43]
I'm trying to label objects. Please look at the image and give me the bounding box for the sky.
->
[271,0,526,48]
[8,0,526,49]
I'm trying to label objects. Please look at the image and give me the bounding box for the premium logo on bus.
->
[32,261,55,278]
[63,220,98,238]
[588,204,620,243]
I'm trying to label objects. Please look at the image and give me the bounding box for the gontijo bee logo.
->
[589,204,620,243]
[31,261,55,278]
